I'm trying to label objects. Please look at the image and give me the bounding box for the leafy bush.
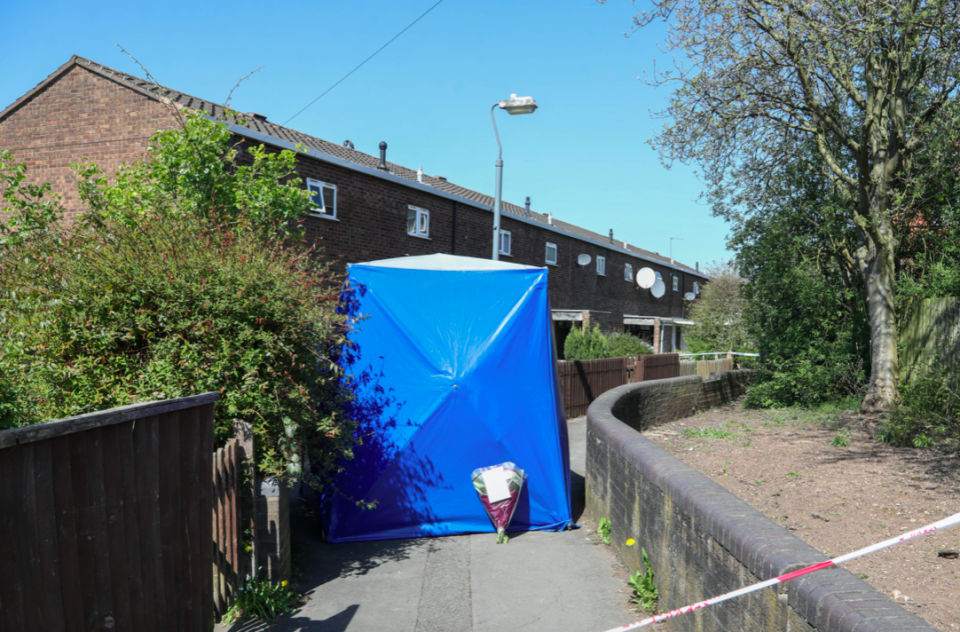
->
[607,332,654,358]
[563,325,652,361]
[0,106,357,482]
[879,360,960,449]
[0,210,354,479]
[564,325,610,361]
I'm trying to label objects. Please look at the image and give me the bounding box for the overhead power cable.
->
[283,0,448,126]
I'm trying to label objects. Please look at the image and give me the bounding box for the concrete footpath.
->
[220,417,637,632]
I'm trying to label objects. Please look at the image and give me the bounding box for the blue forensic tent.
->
[321,254,572,543]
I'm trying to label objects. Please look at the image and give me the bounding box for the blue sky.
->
[0,0,732,269]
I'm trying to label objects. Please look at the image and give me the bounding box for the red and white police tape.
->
[603,510,960,631]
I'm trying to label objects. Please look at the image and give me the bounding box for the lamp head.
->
[498,94,538,115]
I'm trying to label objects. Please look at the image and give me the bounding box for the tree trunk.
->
[858,220,900,413]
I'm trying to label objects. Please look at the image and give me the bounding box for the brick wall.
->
[0,65,179,224]
[0,63,704,329]
[585,374,937,632]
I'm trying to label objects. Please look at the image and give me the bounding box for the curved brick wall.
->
[586,373,936,632]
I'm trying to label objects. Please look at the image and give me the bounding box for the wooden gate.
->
[212,436,242,620]
[558,357,631,418]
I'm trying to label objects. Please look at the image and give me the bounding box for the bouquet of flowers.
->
[471,462,526,543]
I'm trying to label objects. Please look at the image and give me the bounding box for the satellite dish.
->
[684,292,696,300]
[577,254,592,266]
[651,280,666,298]
[636,267,656,289]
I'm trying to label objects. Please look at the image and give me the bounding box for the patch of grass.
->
[755,478,768,485]
[787,471,803,479]
[858,573,869,580]
[598,517,612,545]
[222,577,301,624]
[628,548,659,614]
[832,432,850,447]
[682,427,735,439]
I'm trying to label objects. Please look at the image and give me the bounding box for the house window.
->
[307,178,336,219]
[672,275,679,291]
[500,230,512,256]
[655,271,663,281]
[545,242,558,265]
[624,263,633,282]
[407,206,430,237]
[693,282,700,295]
[597,256,606,276]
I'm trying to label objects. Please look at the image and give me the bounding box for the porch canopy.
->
[321,254,572,543]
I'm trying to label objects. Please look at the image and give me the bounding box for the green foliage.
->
[732,153,869,409]
[683,261,753,354]
[682,427,734,439]
[73,109,314,239]
[564,325,610,361]
[879,360,960,450]
[598,517,612,545]
[563,325,652,361]
[0,111,356,482]
[221,577,301,624]
[831,433,850,448]
[607,332,654,358]
[628,548,658,614]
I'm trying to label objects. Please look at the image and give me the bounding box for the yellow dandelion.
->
[625,538,636,546]
[282,580,289,587]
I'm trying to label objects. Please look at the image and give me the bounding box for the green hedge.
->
[564,325,653,361]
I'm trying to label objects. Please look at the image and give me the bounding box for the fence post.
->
[255,476,292,583]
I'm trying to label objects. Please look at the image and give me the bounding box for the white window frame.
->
[672,275,679,291]
[624,263,634,282]
[306,178,337,219]
[693,282,700,295]
[545,242,558,265]
[500,230,512,256]
[597,256,606,276]
[407,205,430,238]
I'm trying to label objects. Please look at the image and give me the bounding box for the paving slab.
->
[218,417,636,632]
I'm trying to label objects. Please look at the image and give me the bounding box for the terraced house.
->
[0,55,707,356]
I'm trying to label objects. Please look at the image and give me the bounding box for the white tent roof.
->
[352,253,543,272]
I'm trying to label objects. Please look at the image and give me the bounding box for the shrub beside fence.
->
[0,393,219,632]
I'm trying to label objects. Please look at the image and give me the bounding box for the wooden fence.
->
[558,357,631,418]
[634,353,680,383]
[213,435,242,621]
[557,353,686,417]
[0,393,218,632]
[680,358,734,379]
[900,297,960,382]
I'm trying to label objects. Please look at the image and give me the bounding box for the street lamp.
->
[490,94,538,261]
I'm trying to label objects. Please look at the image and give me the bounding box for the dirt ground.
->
[641,401,960,631]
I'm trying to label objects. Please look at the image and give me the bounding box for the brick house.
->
[0,55,707,355]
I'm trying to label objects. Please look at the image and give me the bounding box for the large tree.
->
[622,0,960,411]
[684,261,754,354]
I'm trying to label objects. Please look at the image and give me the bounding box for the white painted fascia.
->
[225,121,709,279]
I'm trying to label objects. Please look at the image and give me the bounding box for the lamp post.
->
[490,94,538,261]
